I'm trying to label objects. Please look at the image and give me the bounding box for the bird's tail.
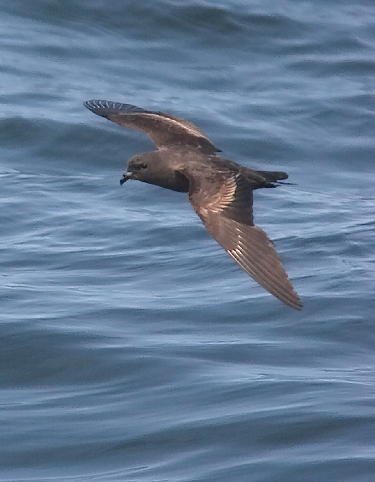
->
[256,170,288,182]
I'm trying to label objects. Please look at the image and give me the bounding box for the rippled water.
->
[1,1,375,481]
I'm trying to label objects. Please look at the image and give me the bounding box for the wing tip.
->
[284,293,303,311]
[84,99,111,115]
[83,99,97,111]
[84,99,147,115]
[260,276,303,311]
[258,279,303,311]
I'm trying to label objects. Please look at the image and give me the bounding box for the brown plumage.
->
[84,100,302,310]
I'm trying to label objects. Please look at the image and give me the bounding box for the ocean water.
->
[1,0,375,480]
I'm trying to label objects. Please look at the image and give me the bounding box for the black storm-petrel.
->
[84,100,302,310]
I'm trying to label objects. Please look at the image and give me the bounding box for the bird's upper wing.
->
[186,170,302,310]
[84,100,220,155]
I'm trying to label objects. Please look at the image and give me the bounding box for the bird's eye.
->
[140,163,147,169]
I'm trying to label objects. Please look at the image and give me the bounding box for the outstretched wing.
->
[187,171,302,310]
[84,100,220,155]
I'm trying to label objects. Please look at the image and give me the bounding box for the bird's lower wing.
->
[200,212,302,310]
[187,171,302,309]
[224,219,302,310]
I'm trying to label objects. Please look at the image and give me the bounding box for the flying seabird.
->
[84,100,302,310]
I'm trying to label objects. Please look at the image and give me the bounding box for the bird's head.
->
[120,153,157,185]
[120,151,189,192]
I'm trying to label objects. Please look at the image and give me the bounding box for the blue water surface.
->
[1,1,374,481]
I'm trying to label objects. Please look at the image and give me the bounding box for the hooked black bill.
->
[120,173,129,185]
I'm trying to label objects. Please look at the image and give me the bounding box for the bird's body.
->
[84,100,302,310]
